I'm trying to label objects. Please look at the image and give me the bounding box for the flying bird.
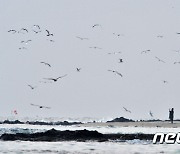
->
[32,25,41,33]
[155,57,165,63]
[173,50,180,53]
[18,28,28,33]
[163,80,168,84]
[33,25,41,29]
[174,61,180,64]
[157,35,163,38]
[89,46,102,49]
[113,33,124,37]
[19,47,27,50]
[123,107,131,113]
[40,62,51,67]
[92,24,101,28]
[176,32,180,34]
[118,59,123,63]
[11,109,18,115]
[46,39,55,42]
[108,51,121,55]
[28,85,37,90]
[149,111,153,117]
[141,50,151,54]
[44,74,67,82]
[33,30,41,34]
[46,30,53,36]
[76,68,81,72]
[108,70,123,77]
[8,29,16,34]
[30,103,51,109]
[21,40,32,44]
[76,36,89,40]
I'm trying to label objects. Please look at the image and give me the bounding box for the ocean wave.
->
[0,116,112,123]
[0,127,45,136]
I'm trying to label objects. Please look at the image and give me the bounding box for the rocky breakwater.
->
[0,120,82,126]
[107,117,135,122]
[0,129,154,142]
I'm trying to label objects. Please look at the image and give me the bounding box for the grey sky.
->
[0,0,180,120]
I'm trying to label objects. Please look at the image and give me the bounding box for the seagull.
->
[32,25,41,33]
[155,57,165,63]
[108,51,121,55]
[163,80,168,84]
[46,39,55,42]
[157,35,163,38]
[33,30,41,34]
[89,46,102,49]
[30,103,51,109]
[46,30,53,36]
[40,62,51,67]
[173,50,180,53]
[21,40,32,44]
[33,25,41,29]
[108,70,123,77]
[149,111,153,117]
[76,36,89,40]
[174,61,180,64]
[76,68,81,72]
[113,33,124,37]
[28,85,37,90]
[92,24,101,28]
[18,28,28,33]
[44,74,67,82]
[19,47,27,50]
[141,50,151,54]
[123,107,131,113]
[8,29,16,34]
[118,59,123,63]
[11,109,18,115]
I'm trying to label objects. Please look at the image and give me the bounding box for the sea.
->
[0,117,179,154]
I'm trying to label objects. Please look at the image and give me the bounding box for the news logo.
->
[153,133,180,144]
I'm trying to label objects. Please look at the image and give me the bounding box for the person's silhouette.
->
[169,108,174,124]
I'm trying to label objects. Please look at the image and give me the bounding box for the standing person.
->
[169,108,174,124]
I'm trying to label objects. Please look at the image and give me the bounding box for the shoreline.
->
[0,119,180,128]
[80,121,180,128]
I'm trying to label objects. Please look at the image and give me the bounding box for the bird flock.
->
[6,22,180,118]
[7,25,63,109]
[8,25,55,51]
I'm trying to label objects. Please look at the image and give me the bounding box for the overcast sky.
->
[0,0,180,120]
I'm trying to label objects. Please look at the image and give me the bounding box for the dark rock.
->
[55,121,82,126]
[3,120,24,124]
[26,121,82,126]
[0,128,154,142]
[107,117,134,122]
[0,120,82,126]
